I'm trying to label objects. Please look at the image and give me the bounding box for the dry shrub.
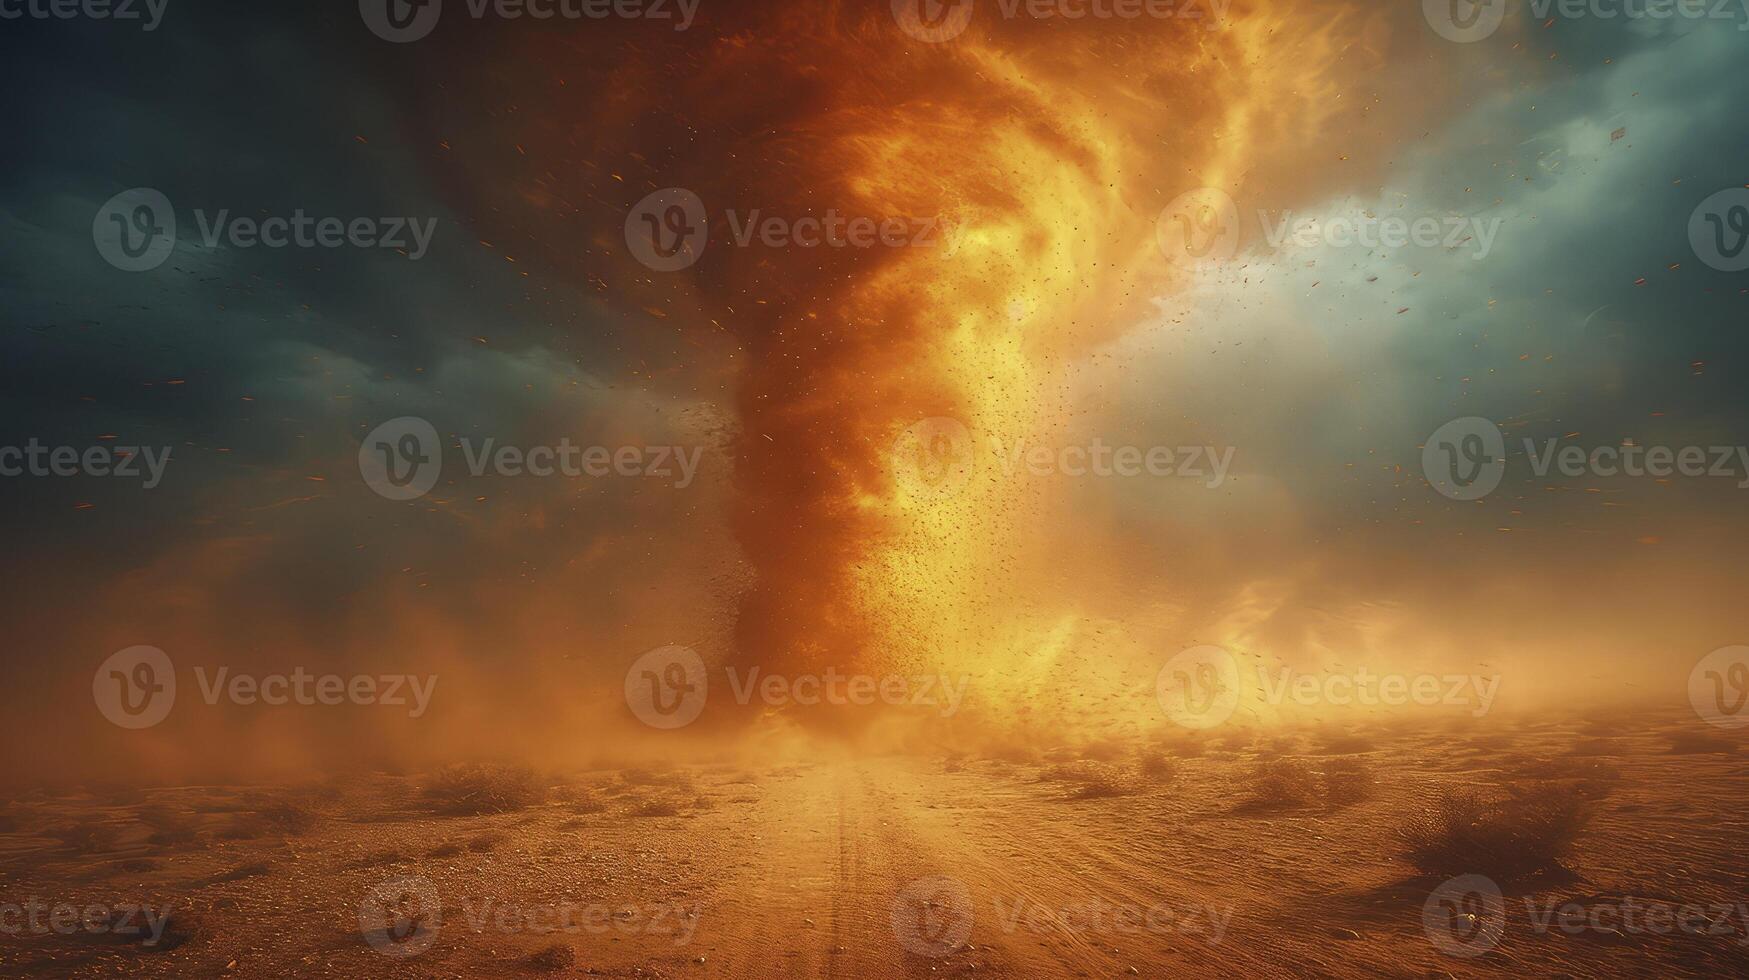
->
[1242,759,1324,810]
[71,909,199,951]
[1215,730,1254,753]
[1317,733,1374,756]
[50,820,121,855]
[1321,757,1374,808]
[1080,739,1125,762]
[423,765,546,816]
[1069,774,1133,799]
[551,783,605,813]
[1035,763,1091,783]
[1398,785,1592,881]
[524,942,576,971]
[1036,762,1134,799]
[224,798,318,839]
[198,861,272,886]
[1667,731,1738,755]
[1252,736,1297,760]
[137,804,201,846]
[352,849,409,869]
[1567,737,1622,757]
[1505,756,1620,801]
[982,740,1042,765]
[1138,751,1177,782]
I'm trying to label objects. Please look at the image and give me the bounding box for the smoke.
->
[5,0,1491,784]
[385,1,1405,703]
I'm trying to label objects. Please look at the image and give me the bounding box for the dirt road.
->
[4,721,1749,978]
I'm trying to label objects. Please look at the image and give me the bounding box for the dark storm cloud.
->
[0,0,661,560]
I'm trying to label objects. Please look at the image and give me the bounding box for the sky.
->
[2,0,1747,783]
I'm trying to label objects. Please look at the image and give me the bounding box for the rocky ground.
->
[2,709,1747,977]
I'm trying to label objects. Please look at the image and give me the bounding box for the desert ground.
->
[3,708,1747,979]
